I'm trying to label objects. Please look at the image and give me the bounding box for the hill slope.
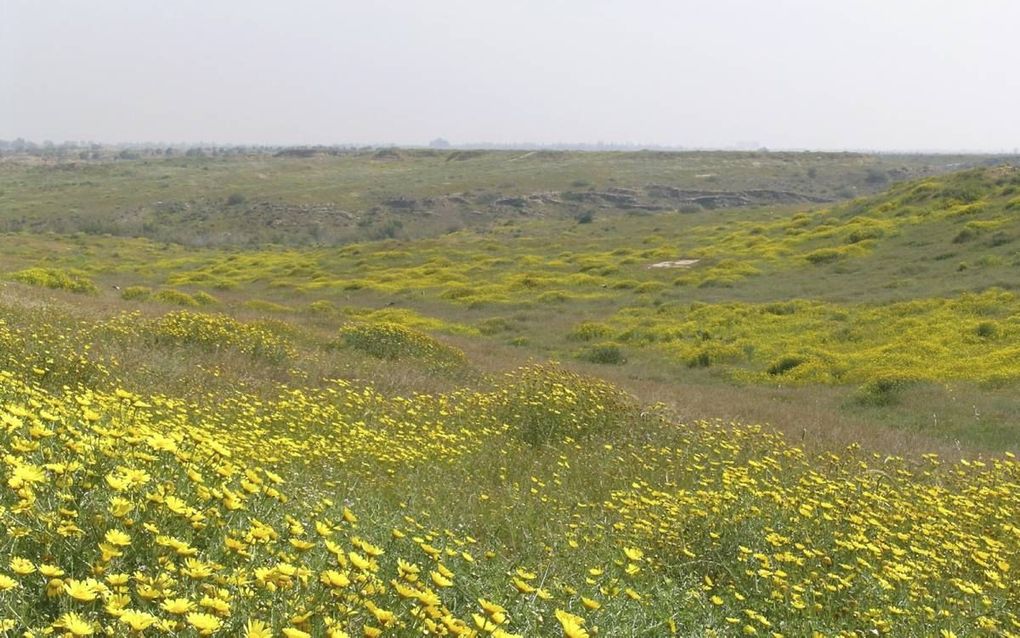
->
[0,150,1006,246]
[0,161,1018,635]
[2,166,1020,449]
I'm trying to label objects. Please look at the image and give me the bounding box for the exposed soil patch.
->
[648,259,700,269]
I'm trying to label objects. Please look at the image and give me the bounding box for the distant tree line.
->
[0,139,379,161]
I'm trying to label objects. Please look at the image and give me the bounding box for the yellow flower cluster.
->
[0,304,1017,636]
[605,420,1020,634]
[0,356,650,635]
[336,321,466,368]
[147,310,295,361]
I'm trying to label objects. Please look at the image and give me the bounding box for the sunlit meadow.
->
[0,157,1018,636]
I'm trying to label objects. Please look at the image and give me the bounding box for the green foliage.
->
[953,227,979,243]
[763,302,798,315]
[149,310,293,361]
[7,267,97,294]
[342,306,477,336]
[635,281,666,294]
[308,299,338,314]
[0,314,109,386]
[120,285,152,300]
[846,226,885,244]
[336,321,465,368]
[0,149,979,248]
[477,316,513,335]
[804,248,843,264]
[568,321,611,342]
[537,290,569,303]
[986,231,1013,247]
[2,159,1020,635]
[2,163,1020,447]
[767,355,808,376]
[974,320,999,339]
[244,299,293,313]
[686,350,712,368]
[192,291,219,306]
[577,342,626,365]
[865,167,890,185]
[848,376,914,407]
[599,289,1020,384]
[494,364,639,445]
[152,288,200,307]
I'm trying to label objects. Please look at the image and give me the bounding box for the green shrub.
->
[478,317,513,335]
[120,285,152,301]
[308,300,338,314]
[804,248,842,265]
[244,299,292,313]
[494,364,639,445]
[846,227,885,244]
[8,268,97,294]
[568,321,611,342]
[865,168,889,185]
[974,321,999,339]
[153,289,200,307]
[986,232,1013,247]
[952,228,978,243]
[697,276,737,288]
[635,281,666,294]
[336,322,465,368]
[767,355,808,376]
[578,342,626,365]
[150,311,293,361]
[537,290,569,303]
[687,350,712,368]
[193,291,219,306]
[441,286,474,300]
[848,377,913,407]
[763,302,798,316]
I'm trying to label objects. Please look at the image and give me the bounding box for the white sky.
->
[2,0,1018,150]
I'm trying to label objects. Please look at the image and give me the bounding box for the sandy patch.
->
[649,259,700,269]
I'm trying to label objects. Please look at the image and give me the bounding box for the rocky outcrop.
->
[645,185,832,208]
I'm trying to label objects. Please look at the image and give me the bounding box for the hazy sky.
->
[2,0,1018,150]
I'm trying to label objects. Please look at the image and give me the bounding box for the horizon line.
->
[2,138,1019,156]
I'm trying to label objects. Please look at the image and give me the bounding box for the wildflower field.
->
[0,154,1018,635]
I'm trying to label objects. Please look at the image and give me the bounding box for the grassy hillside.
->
[3,164,1020,448]
[0,305,1017,637]
[0,156,1017,636]
[0,150,1004,246]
